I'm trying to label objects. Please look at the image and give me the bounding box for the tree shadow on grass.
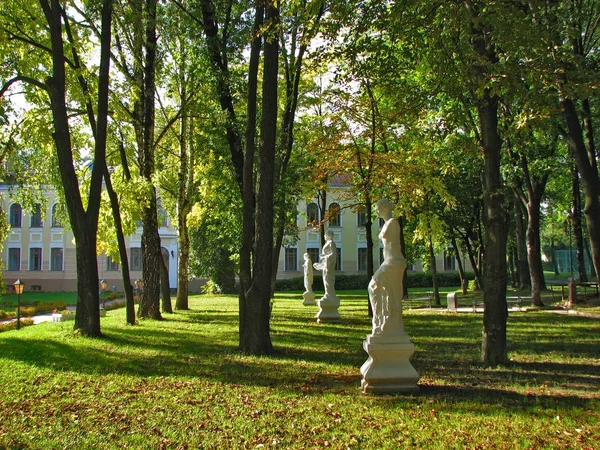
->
[0,307,598,413]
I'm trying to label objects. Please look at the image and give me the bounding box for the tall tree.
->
[0,0,113,335]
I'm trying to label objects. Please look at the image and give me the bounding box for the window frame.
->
[9,203,22,228]
[29,247,42,271]
[50,247,64,271]
[30,203,43,228]
[284,247,298,272]
[328,202,341,227]
[8,247,20,271]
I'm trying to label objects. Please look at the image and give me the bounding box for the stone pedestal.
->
[447,292,458,312]
[360,333,420,394]
[315,295,341,322]
[302,291,316,306]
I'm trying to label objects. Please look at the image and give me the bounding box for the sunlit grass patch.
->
[0,292,598,449]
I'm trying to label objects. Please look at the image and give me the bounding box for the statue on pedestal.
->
[302,253,316,305]
[312,229,340,321]
[360,199,419,394]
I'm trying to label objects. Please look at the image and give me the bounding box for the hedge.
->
[275,271,473,291]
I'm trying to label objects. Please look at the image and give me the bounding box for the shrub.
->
[274,271,474,291]
[0,318,34,333]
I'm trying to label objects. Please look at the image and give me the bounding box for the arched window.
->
[328,202,341,227]
[30,203,43,228]
[9,203,22,228]
[51,204,63,228]
[306,202,319,225]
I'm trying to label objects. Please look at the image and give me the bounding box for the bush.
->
[274,271,474,291]
[0,318,34,333]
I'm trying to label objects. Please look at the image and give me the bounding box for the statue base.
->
[315,295,341,322]
[360,333,420,394]
[302,291,316,306]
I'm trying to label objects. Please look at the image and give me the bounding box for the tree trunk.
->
[451,236,466,292]
[571,157,587,282]
[526,198,546,306]
[514,198,530,288]
[463,234,482,290]
[139,199,162,320]
[427,223,440,306]
[398,215,409,298]
[238,1,263,349]
[479,87,509,366]
[239,2,279,355]
[365,197,374,316]
[176,214,190,309]
[104,163,136,324]
[467,6,509,362]
[160,249,172,313]
[561,98,600,282]
[40,0,113,336]
[135,0,162,320]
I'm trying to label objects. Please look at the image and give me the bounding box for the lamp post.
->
[100,279,107,308]
[13,279,24,330]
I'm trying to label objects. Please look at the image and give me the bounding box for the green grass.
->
[1,292,599,449]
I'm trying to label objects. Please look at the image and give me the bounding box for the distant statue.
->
[369,199,407,336]
[313,230,337,300]
[303,252,314,294]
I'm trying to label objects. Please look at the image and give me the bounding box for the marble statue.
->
[311,230,340,321]
[368,198,407,336]
[302,253,316,305]
[303,253,314,293]
[360,198,419,394]
[313,230,337,300]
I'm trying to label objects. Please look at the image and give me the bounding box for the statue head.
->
[375,198,394,217]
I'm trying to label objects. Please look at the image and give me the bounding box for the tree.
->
[1,0,113,336]
[200,0,280,355]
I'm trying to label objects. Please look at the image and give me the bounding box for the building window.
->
[407,263,415,271]
[307,202,319,225]
[306,247,320,266]
[444,250,456,271]
[357,206,367,227]
[30,203,43,228]
[379,247,384,265]
[328,202,341,227]
[50,248,63,271]
[8,248,20,271]
[285,247,298,271]
[29,247,42,271]
[9,203,22,228]
[130,247,142,271]
[335,247,341,271]
[51,204,64,227]
[106,256,120,272]
[358,247,368,271]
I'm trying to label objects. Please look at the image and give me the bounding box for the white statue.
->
[303,252,314,294]
[368,199,407,336]
[313,230,337,300]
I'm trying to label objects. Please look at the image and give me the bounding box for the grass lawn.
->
[0,292,598,449]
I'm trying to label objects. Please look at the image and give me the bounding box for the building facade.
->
[1,184,179,293]
[276,185,469,280]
